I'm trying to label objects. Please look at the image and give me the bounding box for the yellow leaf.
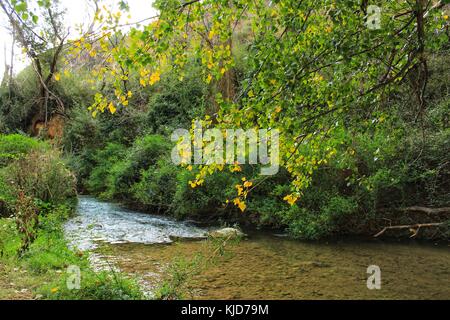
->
[54,72,61,81]
[51,288,59,294]
[283,194,299,206]
[243,181,253,188]
[236,184,244,196]
[149,71,161,85]
[108,102,116,114]
[230,164,242,172]
[140,69,148,77]
[233,198,247,212]
[248,90,254,98]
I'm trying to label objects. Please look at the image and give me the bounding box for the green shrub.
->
[0,174,13,217]
[131,159,180,212]
[0,218,20,258]
[23,206,81,273]
[146,70,207,135]
[154,255,203,300]
[172,170,239,219]
[0,134,48,167]
[62,106,100,154]
[1,148,77,206]
[86,143,127,195]
[104,135,171,199]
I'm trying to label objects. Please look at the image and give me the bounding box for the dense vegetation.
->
[60,54,449,240]
[0,0,449,241]
[0,0,448,301]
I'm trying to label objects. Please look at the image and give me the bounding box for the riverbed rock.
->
[169,235,208,242]
[208,228,247,239]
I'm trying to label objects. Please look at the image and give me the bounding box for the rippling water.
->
[64,196,208,250]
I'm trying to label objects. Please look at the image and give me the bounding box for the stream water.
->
[65,196,450,299]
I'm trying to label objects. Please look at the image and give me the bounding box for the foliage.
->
[103,135,171,200]
[44,270,145,300]
[0,218,18,258]
[86,143,127,195]
[0,134,48,167]
[79,0,448,211]
[14,192,39,256]
[131,159,180,212]
[1,1,449,241]
[2,148,77,206]
[145,67,207,135]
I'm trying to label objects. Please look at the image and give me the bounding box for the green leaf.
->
[14,2,27,12]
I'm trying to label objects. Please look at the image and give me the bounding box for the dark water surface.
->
[66,197,450,299]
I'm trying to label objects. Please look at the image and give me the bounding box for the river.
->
[64,196,450,299]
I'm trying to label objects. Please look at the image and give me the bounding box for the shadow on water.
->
[65,196,450,300]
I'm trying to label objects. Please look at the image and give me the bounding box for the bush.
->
[62,106,100,154]
[0,134,48,167]
[0,218,19,258]
[131,159,180,212]
[172,170,239,219]
[1,148,77,206]
[283,196,358,240]
[146,69,207,135]
[86,143,127,195]
[0,174,13,217]
[104,135,171,200]
[22,205,80,272]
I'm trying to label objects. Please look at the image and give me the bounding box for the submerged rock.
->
[208,228,247,239]
[169,235,208,242]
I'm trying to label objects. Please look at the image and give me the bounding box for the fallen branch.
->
[402,206,450,215]
[374,223,444,238]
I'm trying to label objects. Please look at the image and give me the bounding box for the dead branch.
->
[374,223,444,238]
